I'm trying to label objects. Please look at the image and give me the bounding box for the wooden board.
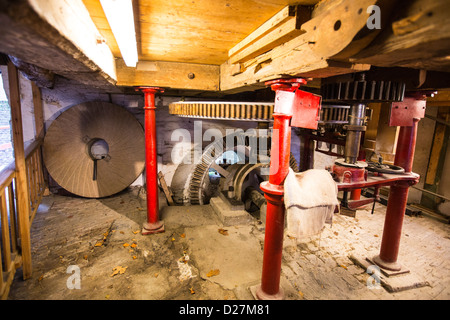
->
[7,61,32,279]
[43,102,145,198]
[158,171,174,206]
[228,5,310,65]
[0,0,118,91]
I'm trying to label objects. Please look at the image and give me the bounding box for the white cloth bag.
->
[284,168,339,240]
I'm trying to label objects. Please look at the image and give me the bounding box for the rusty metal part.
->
[332,161,367,184]
[169,101,274,121]
[389,97,426,127]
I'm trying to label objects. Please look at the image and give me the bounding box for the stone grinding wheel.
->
[43,101,145,198]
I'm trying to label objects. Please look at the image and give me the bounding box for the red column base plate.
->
[142,221,165,235]
[255,285,284,300]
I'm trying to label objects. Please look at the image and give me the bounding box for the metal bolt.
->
[188,73,195,79]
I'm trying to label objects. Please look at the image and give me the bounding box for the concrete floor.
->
[7,187,450,300]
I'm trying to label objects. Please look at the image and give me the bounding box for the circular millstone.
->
[43,101,145,198]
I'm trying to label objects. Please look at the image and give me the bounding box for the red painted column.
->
[256,113,292,300]
[255,78,320,300]
[373,118,419,270]
[139,87,165,235]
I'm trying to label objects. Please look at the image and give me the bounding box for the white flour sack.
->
[283,168,339,240]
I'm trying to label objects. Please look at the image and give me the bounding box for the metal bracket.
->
[389,97,426,127]
[266,78,322,129]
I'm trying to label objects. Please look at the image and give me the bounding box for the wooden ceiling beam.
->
[115,59,220,91]
[220,0,388,92]
[0,0,118,91]
[350,0,450,73]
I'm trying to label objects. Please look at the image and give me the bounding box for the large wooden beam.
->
[351,0,450,73]
[0,0,118,91]
[7,61,32,280]
[116,59,220,91]
[228,5,311,65]
[220,0,390,92]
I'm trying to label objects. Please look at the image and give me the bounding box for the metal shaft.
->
[344,103,366,164]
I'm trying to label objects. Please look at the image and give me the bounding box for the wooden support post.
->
[7,61,32,280]
[31,82,44,139]
[158,171,174,206]
[421,107,450,209]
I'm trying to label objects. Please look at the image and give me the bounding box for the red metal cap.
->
[265,78,307,92]
[136,86,165,94]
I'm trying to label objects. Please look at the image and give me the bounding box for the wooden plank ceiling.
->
[83,0,319,65]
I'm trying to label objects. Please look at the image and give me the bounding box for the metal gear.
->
[321,79,405,103]
[169,101,274,121]
[188,130,298,205]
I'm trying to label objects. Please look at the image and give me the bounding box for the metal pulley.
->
[367,159,405,174]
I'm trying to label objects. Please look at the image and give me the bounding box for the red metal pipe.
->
[139,87,165,235]
[269,114,292,185]
[257,113,292,300]
[393,118,419,174]
[373,118,419,270]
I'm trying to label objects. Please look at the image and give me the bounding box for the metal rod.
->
[410,185,450,201]
[344,103,366,164]
[425,114,450,127]
[93,159,97,181]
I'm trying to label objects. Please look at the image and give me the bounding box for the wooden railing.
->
[25,139,46,224]
[0,138,46,299]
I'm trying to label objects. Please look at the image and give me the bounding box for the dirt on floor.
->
[7,187,450,301]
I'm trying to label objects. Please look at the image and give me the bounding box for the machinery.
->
[318,73,427,273]
[319,74,407,213]
[162,72,427,299]
[168,100,299,213]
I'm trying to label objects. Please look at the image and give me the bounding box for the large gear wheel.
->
[321,78,405,103]
[188,130,298,205]
[169,101,274,121]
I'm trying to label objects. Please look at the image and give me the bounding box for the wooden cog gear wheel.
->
[43,101,145,198]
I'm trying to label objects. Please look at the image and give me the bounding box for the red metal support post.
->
[372,96,425,270]
[256,78,321,300]
[138,87,165,235]
[257,113,292,300]
[373,118,420,270]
